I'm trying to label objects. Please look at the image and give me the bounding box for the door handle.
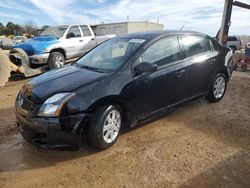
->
[176,69,186,77]
[79,40,83,42]
[91,38,95,40]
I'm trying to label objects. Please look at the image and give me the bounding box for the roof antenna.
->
[179,24,185,31]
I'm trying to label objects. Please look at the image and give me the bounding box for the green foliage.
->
[0,22,23,36]
[0,21,48,36]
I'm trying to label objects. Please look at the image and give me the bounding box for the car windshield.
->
[40,26,68,38]
[76,38,146,71]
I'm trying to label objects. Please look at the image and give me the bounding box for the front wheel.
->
[48,51,65,69]
[207,73,227,103]
[87,105,122,150]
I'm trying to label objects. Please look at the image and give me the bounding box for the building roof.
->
[118,30,207,40]
[91,21,164,27]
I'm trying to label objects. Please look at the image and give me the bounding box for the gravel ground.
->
[0,71,249,188]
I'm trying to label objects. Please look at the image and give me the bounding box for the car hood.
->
[27,65,108,104]
[14,36,58,56]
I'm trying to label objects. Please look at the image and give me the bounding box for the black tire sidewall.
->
[241,65,247,72]
[208,73,227,102]
[88,105,122,150]
[48,51,65,69]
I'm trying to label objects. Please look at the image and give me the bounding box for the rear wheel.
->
[241,64,247,72]
[207,73,227,103]
[87,105,122,150]
[48,51,65,69]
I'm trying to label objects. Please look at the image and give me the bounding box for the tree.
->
[4,22,22,35]
[0,23,5,35]
[41,25,50,30]
[23,20,38,36]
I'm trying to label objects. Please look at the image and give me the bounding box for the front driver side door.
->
[64,25,83,59]
[132,36,189,119]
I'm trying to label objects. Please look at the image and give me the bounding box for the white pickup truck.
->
[226,35,242,53]
[14,24,115,69]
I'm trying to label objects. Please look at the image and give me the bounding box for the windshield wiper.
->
[80,65,105,73]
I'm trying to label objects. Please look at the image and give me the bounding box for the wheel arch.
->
[80,95,133,133]
[88,95,131,119]
[50,48,66,59]
[218,68,230,80]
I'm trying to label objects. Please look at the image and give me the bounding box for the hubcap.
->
[55,55,64,68]
[103,109,121,144]
[213,76,226,99]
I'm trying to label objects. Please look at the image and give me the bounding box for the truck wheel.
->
[241,65,247,72]
[0,49,11,87]
[206,73,227,103]
[233,64,238,71]
[87,105,122,150]
[48,51,65,69]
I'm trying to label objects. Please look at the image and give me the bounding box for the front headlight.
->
[38,93,75,117]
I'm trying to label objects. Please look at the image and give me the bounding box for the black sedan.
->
[15,31,233,150]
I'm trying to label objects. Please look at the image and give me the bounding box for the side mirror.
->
[134,62,158,76]
[66,32,75,39]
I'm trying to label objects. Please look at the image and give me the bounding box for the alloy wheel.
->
[213,76,226,99]
[103,109,121,144]
[55,55,64,68]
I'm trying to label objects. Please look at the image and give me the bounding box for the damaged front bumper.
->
[30,53,49,64]
[16,111,91,150]
[9,48,47,77]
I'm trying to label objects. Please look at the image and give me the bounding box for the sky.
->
[0,0,249,36]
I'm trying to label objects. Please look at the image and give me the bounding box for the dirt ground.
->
[0,71,249,188]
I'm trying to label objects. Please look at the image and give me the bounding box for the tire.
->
[87,105,122,150]
[206,73,227,103]
[48,51,65,69]
[241,65,247,72]
[233,64,238,71]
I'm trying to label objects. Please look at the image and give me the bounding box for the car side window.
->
[140,36,181,67]
[67,26,82,38]
[181,35,211,57]
[80,25,92,36]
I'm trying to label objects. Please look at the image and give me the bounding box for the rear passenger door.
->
[180,35,218,97]
[133,36,189,118]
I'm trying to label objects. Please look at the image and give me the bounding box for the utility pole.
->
[219,0,250,46]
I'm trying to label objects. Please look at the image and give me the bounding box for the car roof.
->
[118,30,208,40]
